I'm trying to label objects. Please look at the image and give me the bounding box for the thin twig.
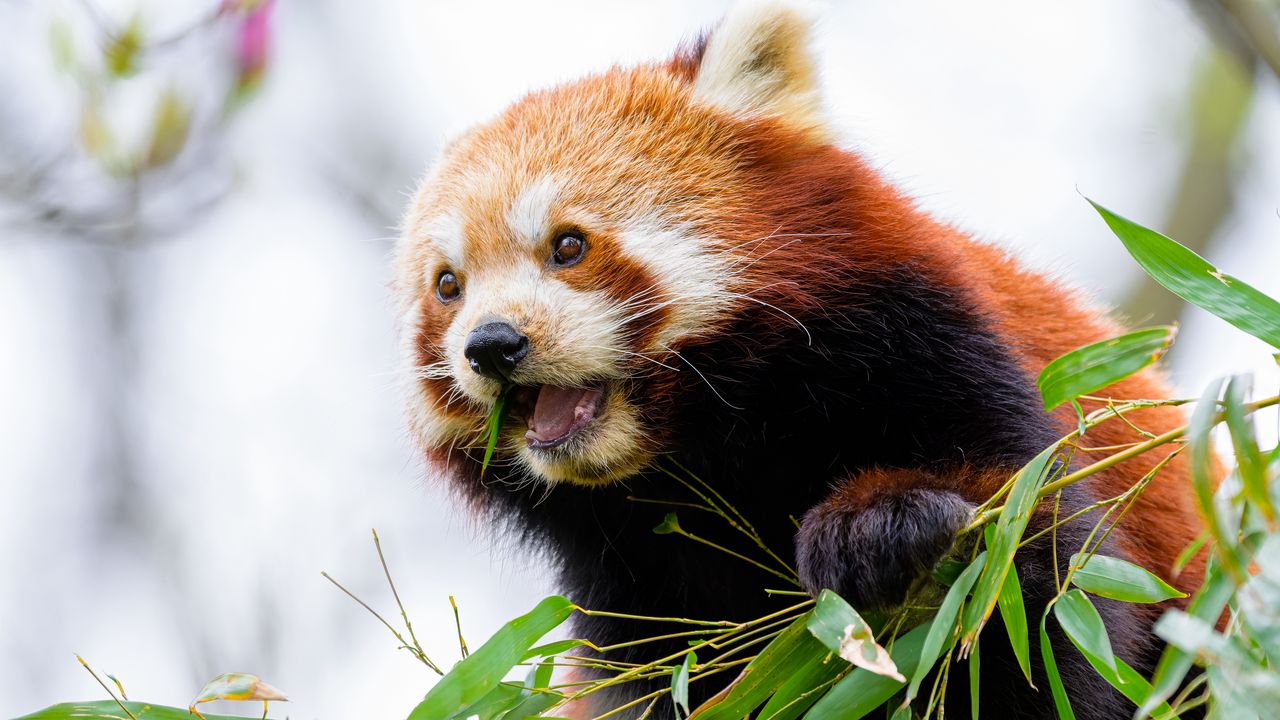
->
[75,654,137,720]
[372,529,441,672]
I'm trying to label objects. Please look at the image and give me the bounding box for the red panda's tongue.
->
[526,385,603,446]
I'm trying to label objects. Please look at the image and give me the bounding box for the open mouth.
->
[513,383,606,450]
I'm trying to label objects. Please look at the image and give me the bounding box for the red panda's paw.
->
[795,487,972,611]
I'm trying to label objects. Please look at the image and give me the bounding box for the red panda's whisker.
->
[661,344,744,411]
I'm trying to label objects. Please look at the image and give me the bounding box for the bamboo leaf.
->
[1137,552,1236,717]
[407,596,574,720]
[481,389,508,475]
[904,553,986,704]
[15,702,268,720]
[1224,376,1276,526]
[807,590,903,682]
[653,512,682,535]
[1068,553,1185,603]
[1054,590,1116,671]
[968,638,980,720]
[996,561,1033,686]
[673,651,696,718]
[691,613,829,720]
[1039,609,1077,720]
[804,618,932,720]
[1089,200,1280,349]
[1037,326,1177,410]
[962,445,1058,648]
[755,646,844,720]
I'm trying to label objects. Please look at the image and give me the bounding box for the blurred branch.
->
[1121,5,1263,324]
[1121,49,1254,323]
[1209,0,1280,78]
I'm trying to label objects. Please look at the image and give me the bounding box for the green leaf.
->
[1037,326,1177,410]
[1224,375,1276,526]
[653,512,682,535]
[673,651,696,718]
[1068,553,1185,603]
[904,553,986,704]
[691,613,830,720]
[14,702,270,720]
[1081,655,1178,717]
[1054,590,1116,671]
[1172,532,1209,575]
[962,445,1058,647]
[754,647,844,720]
[1188,379,1248,580]
[481,389,508,475]
[143,88,191,169]
[407,596,574,720]
[997,561,1034,686]
[968,638,980,720]
[1089,200,1280,349]
[804,618,932,720]
[1039,609,1076,720]
[104,15,144,77]
[807,590,903,682]
[450,682,526,720]
[521,638,586,662]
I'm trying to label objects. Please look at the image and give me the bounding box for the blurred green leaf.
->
[1189,379,1249,581]
[144,88,191,169]
[904,553,985,704]
[1037,326,1177,410]
[691,613,828,720]
[15,702,268,720]
[1039,609,1076,720]
[79,103,115,164]
[105,15,144,77]
[962,445,1057,647]
[804,619,931,720]
[1054,590,1115,672]
[1089,200,1280,350]
[1137,552,1237,717]
[807,590,903,682]
[1068,553,1185,603]
[49,20,75,72]
[1154,610,1258,669]
[407,596,573,720]
[673,651,696,718]
[997,561,1033,686]
[1224,376,1276,526]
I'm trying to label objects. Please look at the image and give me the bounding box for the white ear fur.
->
[693,1,826,136]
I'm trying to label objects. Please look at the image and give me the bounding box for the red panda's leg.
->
[795,466,1004,610]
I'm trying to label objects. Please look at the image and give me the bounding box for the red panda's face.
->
[394,4,826,486]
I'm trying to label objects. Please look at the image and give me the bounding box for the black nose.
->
[464,321,529,381]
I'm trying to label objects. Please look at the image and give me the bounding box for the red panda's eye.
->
[551,232,586,267]
[436,271,461,303]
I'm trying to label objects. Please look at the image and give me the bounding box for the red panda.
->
[394,4,1203,718]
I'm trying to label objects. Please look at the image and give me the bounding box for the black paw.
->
[796,488,972,610]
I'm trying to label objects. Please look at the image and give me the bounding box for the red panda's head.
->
[395,3,838,487]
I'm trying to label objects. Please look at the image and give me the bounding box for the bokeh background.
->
[2,0,1278,717]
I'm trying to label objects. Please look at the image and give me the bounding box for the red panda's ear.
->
[684,1,826,139]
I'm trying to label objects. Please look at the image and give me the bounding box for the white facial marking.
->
[421,214,465,273]
[506,176,560,248]
[616,214,733,349]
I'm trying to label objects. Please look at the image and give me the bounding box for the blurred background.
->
[1,0,1278,717]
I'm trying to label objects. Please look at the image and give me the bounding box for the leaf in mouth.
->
[481,388,509,475]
